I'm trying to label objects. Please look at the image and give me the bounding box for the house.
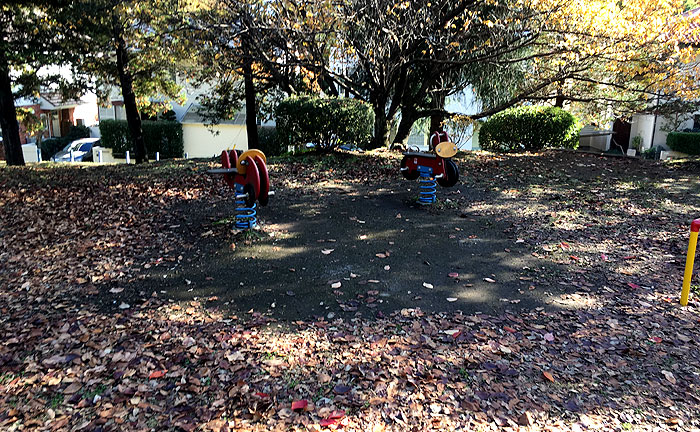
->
[97,97,252,158]
[14,93,99,143]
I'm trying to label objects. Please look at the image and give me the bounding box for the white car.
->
[52,137,100,162]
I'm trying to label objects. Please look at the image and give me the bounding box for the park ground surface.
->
[1,149,700,431]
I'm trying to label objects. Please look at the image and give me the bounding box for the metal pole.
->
[98,150,103,163]
[681,219,700,306]
[125,151,130,164]
[155,151,160,162]
[70,149,74,162]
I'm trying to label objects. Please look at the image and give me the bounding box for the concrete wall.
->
[578,125,612,151]
[92,146,126,164]
[22,144,40,163]
[182,123,249,158]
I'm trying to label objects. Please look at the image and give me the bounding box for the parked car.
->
[51,137,100,162]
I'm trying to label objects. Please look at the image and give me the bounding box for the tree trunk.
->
[393,108,417,148]
[0,50,24,166]
[368,93,392,149]
[554,80,565,108]
[370,108,391,149]
[243,49,259,150]
[429,91,446,134]
[113,17,148,163]
[554,93,565,108]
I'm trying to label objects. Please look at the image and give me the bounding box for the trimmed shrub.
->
[99,119,129,155]
[275,96,374,151]
[40,138,64,161]
[63,124,91,144]
[667,132,700,155]
[99,119,183,159]
[479,106,581,153]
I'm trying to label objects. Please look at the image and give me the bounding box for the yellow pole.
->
[681,219,700,306]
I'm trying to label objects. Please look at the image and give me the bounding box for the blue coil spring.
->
[418,167,436,205]
[235,184,257,229]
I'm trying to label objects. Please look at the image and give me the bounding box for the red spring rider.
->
[400,131,459,204]
[208,149,272,229]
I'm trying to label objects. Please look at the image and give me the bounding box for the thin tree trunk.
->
[243,49,259,150]
[393,108,417,148]
[368,93,392,149]
[429,91,446,134]
[113,16,147,163]
[0,50,24,166]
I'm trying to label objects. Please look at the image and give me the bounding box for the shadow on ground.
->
[133,177,576,321]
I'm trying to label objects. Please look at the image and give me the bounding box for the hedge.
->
[275,96,374,151]
[667,132,700,156]
[99,119,183,159]
[479,106,581,153]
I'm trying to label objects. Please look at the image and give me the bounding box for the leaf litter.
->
[1,153,700,431]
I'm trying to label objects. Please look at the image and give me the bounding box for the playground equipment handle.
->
[680,219,700,306]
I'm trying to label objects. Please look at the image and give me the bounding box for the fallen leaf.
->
[333,384,351,395]
[63,382,82,394]
[542,371,555,382]
[483,278,496,283]
[423,282,434,289]
[322,249,334,255]
[149,370,167,379]
[291,399,308,411]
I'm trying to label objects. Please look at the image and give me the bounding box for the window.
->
[76,119,85,126]
[79,143,92,152]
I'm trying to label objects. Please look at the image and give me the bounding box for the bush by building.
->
[479,106,581,153]
[667,132,700,156]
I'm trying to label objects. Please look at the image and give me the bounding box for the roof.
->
[15,93,84,110]
[180,103,246,125]
[680,7,700,45]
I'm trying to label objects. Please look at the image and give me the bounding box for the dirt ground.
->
[139,163,565,321]
[107,150,695,323]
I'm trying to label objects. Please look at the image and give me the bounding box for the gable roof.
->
[180,103,246,125]
[680,7,700,46]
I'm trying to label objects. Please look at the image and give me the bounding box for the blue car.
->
[52,138,100,162]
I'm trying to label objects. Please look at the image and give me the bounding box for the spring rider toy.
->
[208,149,272,229]
[400,131,460,204]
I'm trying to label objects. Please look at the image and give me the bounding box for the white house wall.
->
[73,93,99,127]
[629,115,655,151]
[182,124,249,158]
